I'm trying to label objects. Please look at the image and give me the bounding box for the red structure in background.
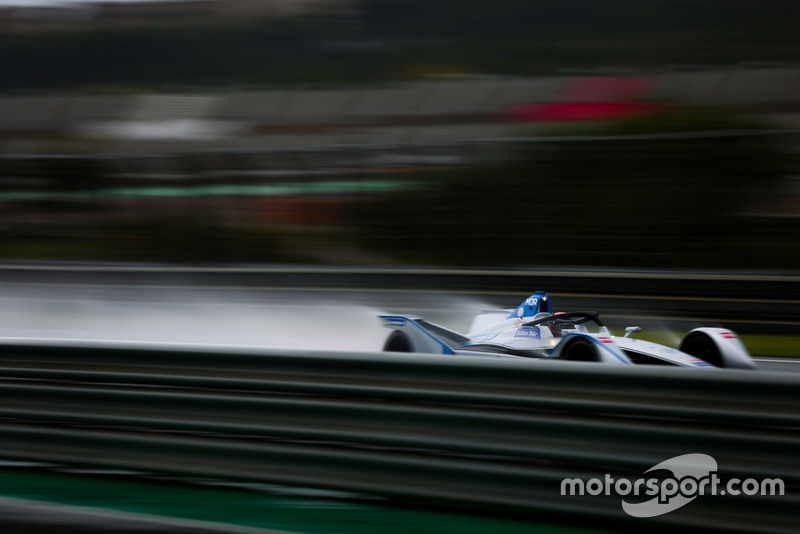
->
[503,76,666,122]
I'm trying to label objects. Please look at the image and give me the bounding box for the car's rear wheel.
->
[383,330,414,352]
[679,331,723,367]
[561,338,599,362]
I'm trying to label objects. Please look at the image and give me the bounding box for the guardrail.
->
[0,340,796,532]
[3,262,799,292]
[1,264,798,331]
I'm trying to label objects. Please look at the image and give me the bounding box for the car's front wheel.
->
[561,338,599,362]
[679,331,723,367]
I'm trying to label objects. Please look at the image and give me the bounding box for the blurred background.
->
[0,0,799,270]
[0,5,798,533]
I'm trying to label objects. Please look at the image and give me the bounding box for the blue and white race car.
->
[380,291,757,369]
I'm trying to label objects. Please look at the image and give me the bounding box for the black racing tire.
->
[383,330,414,352]
[679,331,723,367]
[561,338,599,362]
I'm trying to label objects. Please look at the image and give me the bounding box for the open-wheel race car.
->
[380,291,756,369]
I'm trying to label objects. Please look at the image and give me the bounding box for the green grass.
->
[738,334,800,358]
[633,331,800,358]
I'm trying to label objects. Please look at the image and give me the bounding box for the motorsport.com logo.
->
[561,454,785,518]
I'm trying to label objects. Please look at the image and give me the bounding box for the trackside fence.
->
[0,341,796,532]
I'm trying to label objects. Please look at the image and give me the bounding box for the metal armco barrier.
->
[2,263,799,296]
[0,265,798,330]
[0,340,797,532]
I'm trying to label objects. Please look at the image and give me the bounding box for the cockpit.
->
[523,311,602,337]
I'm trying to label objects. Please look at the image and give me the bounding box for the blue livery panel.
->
[507,291,552,320]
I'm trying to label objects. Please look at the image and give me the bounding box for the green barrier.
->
[0,468,611,534]
[0,179,420,201]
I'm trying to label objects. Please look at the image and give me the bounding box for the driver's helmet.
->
[545,313,575,336]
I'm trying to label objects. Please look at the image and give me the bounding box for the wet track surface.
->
[751,358,800,372]
[0,265,797,365]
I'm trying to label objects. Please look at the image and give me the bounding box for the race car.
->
[379,291,757,369]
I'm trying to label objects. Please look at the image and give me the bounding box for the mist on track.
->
[0,286,494,352]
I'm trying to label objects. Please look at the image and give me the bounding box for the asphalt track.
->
[751,358,800,372]
[0,265,796,368]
